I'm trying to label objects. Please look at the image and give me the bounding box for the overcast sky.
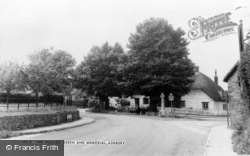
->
[0,0,250,89]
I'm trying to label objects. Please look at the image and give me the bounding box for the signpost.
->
[168,93,174,118]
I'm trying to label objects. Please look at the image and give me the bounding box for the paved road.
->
[8,112,226,156]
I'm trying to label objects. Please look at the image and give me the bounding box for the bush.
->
[0,108,79,131]
[120,98,130,106]
[0,92,64,104]
[231,46,250,154]
[87,98,98,108]
[232,118,250,154]
[0,130,15,138]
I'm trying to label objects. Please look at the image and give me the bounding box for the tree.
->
[0,62,23,104]
[48,50,76,93]
[232,43,250,154]
[123,18,195,111]
[75,42,127,110]
[20,48,76,106]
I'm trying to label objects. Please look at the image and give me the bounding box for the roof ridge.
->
[191,72,224,101]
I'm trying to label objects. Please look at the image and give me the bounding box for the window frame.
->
[202,102,209,110]
[143,98,149,104]
[180,101,185,108]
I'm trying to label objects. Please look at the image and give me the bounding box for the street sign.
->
[168,93,174,101]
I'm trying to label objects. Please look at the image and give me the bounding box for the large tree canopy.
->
[123,18,195,108]
[21,48,76,100]
[75,42,127,103]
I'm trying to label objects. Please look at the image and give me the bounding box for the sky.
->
[0,0,250,89]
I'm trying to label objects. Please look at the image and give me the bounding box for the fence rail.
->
[157,107,227,116]
[0,97,72,110]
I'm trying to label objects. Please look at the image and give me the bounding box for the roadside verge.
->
[12,117,95,136]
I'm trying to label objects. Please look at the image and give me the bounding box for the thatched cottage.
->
[181,70,227,115]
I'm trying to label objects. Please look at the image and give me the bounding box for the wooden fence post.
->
[28,97,30,109]
[7,98,9,110]
[18,97,20,110]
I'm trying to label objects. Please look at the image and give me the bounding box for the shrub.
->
[0,92,64,104]
[0,130,14,138]
[0,108,79,132]
[232,118,250,154]
[231,45,250,154]
[120,98,130,106]
[87,98,98,108]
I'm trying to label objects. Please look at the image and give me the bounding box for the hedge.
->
[231,45,250,154]
[0,109,79,131]
[0,93,64,104]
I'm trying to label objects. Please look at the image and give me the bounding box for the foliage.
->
[232,43,250,154]
[232,118,250,154]
[20,48,76,99]
[0,92,63,104]
[0,62,24,103]
[121,18,195,111]
[120,98,130,106]
[75,42,127,104]
[0,130,14,139]
[0,109,79,131]
[87,97,99,108]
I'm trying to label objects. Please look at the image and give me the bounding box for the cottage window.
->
[180,101,185,108]
[143,98,149,104]
[202,102,209,110]
[223,104,227,110]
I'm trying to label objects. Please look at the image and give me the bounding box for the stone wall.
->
[0,110,79,131]
[227,69,242,126]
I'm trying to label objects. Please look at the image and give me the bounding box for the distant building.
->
[108,95,150,110]
[181,69,227,115]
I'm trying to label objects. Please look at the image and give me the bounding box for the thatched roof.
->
[190,72,224,102]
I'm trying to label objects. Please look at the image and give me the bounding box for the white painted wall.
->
[181,89,227,115]
[126,96,136,109]
[108,96,119,108]
[181,89,214,110]
[108,95,150,109]
[132,95,150,109]
[214,101,227,115]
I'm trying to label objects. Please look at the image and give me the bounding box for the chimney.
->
[214,70,218,85]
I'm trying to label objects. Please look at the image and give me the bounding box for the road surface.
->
[8,112,226,156]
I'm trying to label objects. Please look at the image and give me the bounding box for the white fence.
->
[157,107,227,116]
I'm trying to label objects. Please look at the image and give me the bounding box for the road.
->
[8,111,226,156]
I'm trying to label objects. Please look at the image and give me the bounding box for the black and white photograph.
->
[0,0,250,156]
